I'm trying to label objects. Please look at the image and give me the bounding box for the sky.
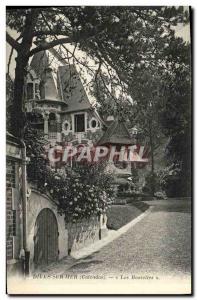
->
[173,22,190,42]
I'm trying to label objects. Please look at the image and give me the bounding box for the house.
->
[25,50,137,172]
[6,50,144,275]
[25,50,149,195]
[25,51,104,146]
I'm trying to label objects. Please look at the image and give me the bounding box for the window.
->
[62,120,70,134]
[48,132,57,139]
[49,113,57,132]
[64,123,69,131]
[6,161,15,188]
[35,83,40,99]
[91,120,97,128]
[89,117,98,129]
[13,210,16,236]
[27,83,34,100]
[74,114,85,132]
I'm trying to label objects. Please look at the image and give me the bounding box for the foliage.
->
[56,162,115,222]
[143,163,184,198]
[159,64,191,196]
[130,167,140,189]
[142,171,160,196]
[117,167,140,194]
[130,55,191,196]
[24,116,115,222]
[157,163,183,197]
[6,7,189,136]
[154,191,167,200]
[24,112,48,187]
[117,191,144,200]
[7,7,191,197]
[117,171,142,198]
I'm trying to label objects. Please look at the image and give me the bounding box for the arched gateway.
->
[34,208,59,266]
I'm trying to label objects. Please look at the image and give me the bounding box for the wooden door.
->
[34,208,58,266]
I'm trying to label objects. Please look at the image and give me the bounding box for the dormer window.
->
[27,82,34,100]
[74,113,85,133]
[35,83,40,99]
[26,80,40,100]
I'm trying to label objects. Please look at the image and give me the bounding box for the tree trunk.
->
[149,119,155,196]
[10,55,28,137]
[150,133,154,174]
[10,9,39,138]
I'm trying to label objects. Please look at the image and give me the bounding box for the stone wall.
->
[27,191,108,263]
[66,216,100,254]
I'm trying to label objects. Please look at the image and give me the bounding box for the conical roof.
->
[30,51,59,101]
[57,65,91,112]
[30,51,49,78]
[98,119,135,145]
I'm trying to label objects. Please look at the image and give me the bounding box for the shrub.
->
[56,162,115,222]
[142,171,159,195]
[154,191,167,200]
[158,163,182,197]
[24,120,115,223]
[117,168,140,195]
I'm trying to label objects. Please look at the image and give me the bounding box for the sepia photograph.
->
[5,5,192,295]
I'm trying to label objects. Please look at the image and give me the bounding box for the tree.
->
[159,59,191,196]
[122,68,166,195]
[7,7,191,198]
[6,74,14,132]
[6,6,189,137]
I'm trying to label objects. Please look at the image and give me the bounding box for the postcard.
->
[6,5,192,295]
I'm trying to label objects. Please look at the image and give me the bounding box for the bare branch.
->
[59,44,96,75]
[32,29,69,37]
[29,37,73,56]
[7,47,14,76]
[6,32,21,51]
[7,34,22,75]
[94,60,102,82]
[99,73,119,105]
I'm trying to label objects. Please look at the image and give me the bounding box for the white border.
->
[1,2,195,299]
